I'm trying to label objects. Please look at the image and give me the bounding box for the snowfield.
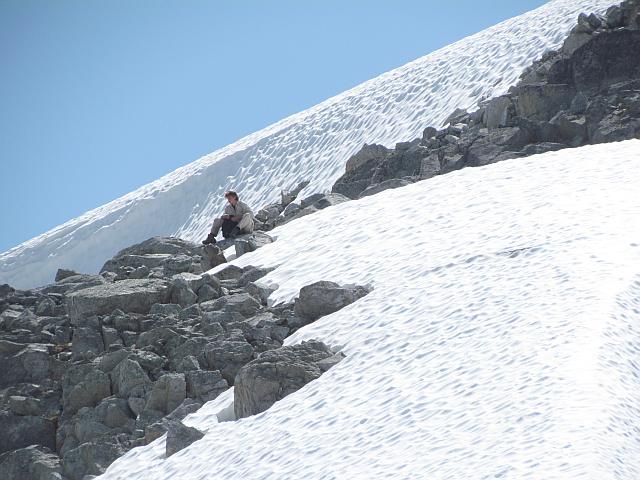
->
[0,0,616,289]
[99,140,640,479]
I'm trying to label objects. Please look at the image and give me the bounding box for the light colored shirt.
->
[224,200,253,219]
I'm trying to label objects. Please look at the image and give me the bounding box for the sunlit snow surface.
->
[0,0,616,288]
[99,141,640,479]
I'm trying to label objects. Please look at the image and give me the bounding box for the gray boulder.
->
[145,373,186,415]
[234,340,339,419]
[185,370,228,402]
[201,244,227,271]
[344,143,389,173]
[111,359,151,398]
[0,412,56,454]
[234,231,274,258]
[293,281,371,321]
[203,340,254,384]
[62,365,112,415]
[66,279,172,323]
[201,293,261,318]
[62,439,127,480]
[0,344,64,388]
[0,445,63,480]
[165,421,204,457]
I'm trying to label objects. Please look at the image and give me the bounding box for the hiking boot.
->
[202,233,217,245]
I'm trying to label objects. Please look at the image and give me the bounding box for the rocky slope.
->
[0,236,369,479]
[333,0,640,199]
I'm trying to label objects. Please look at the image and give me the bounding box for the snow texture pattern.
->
[0,0,615,288]
[99,140,640,479]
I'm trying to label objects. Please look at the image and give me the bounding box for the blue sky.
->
[0,0,547,252]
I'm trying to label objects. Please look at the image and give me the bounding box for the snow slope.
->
[99,140,640,479]
[0,0,615,289]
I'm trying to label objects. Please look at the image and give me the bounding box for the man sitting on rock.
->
[202,190,254,245]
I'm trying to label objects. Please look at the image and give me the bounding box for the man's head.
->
[224,190,239,206]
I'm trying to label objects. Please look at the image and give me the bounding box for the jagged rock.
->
[63,365,112,415]
[293,281,371,321]
[214,264,244,281]
[94,396,134,429]
[201,293,261,318]
[203,340,254,384]
[136,326,186,351]
[234,231,274,257]
[245,281,277,306]
[344,143,389,173]
[234,340,339,418]
[0,445,63,480]
[165,421,204,457]
[570,29,640,90]
[515,84,575,121]
[0,283,16,299]
[201,244,227,271]
[72,326,105,360]
[237,266,274,288]
[483,95,515,129]
[62,438,128,480]
[280,180,309,206]
[0,411,56,454]
[66,279,172,323]
[169,277,198,308]
[358,178,412,198]
[0,344,64,388]
[185,370,228,402]
[111,359,151,398]
[36,297,57,316]
[145,373,186,415]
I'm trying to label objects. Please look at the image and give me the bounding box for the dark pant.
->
[221,219,239,238]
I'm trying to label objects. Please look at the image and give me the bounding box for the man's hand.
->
[221,214,231,220]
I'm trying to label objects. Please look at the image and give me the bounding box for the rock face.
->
[234,340,343,419]
[294,281,371,321]
[331,4,640,198]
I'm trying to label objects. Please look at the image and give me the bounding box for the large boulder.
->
[570,29,640,90]
[234,340,340,419]
[0,445,63,480]
[66,279,172,322]
[201,293,261,318]
[0,344,64,388]
[145,373,186,415]
[165,421,205,457]
[0,412,57,454]
[293,281,371,321]
[62,365,112,415]
[203,340,254,384]
[62,438,128,480]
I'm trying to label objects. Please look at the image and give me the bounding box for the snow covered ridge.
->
[0,0,615,289]
[100,140,640,479]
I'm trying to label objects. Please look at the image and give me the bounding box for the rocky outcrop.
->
[332,1,640,199]
[234,340,344,419]
[0,231,371,478]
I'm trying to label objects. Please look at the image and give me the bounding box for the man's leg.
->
[210,217,224,236]
[203,217,223,244]
[221,219,239,238]
[237,213,255,233]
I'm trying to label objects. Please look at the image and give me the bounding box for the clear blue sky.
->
[0,0,547,252]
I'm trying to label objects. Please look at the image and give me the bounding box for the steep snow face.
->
[99,140,640,479]
[0,0,614,288]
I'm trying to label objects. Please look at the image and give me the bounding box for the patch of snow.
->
[0,0,615,288]
[99,140,640,479]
